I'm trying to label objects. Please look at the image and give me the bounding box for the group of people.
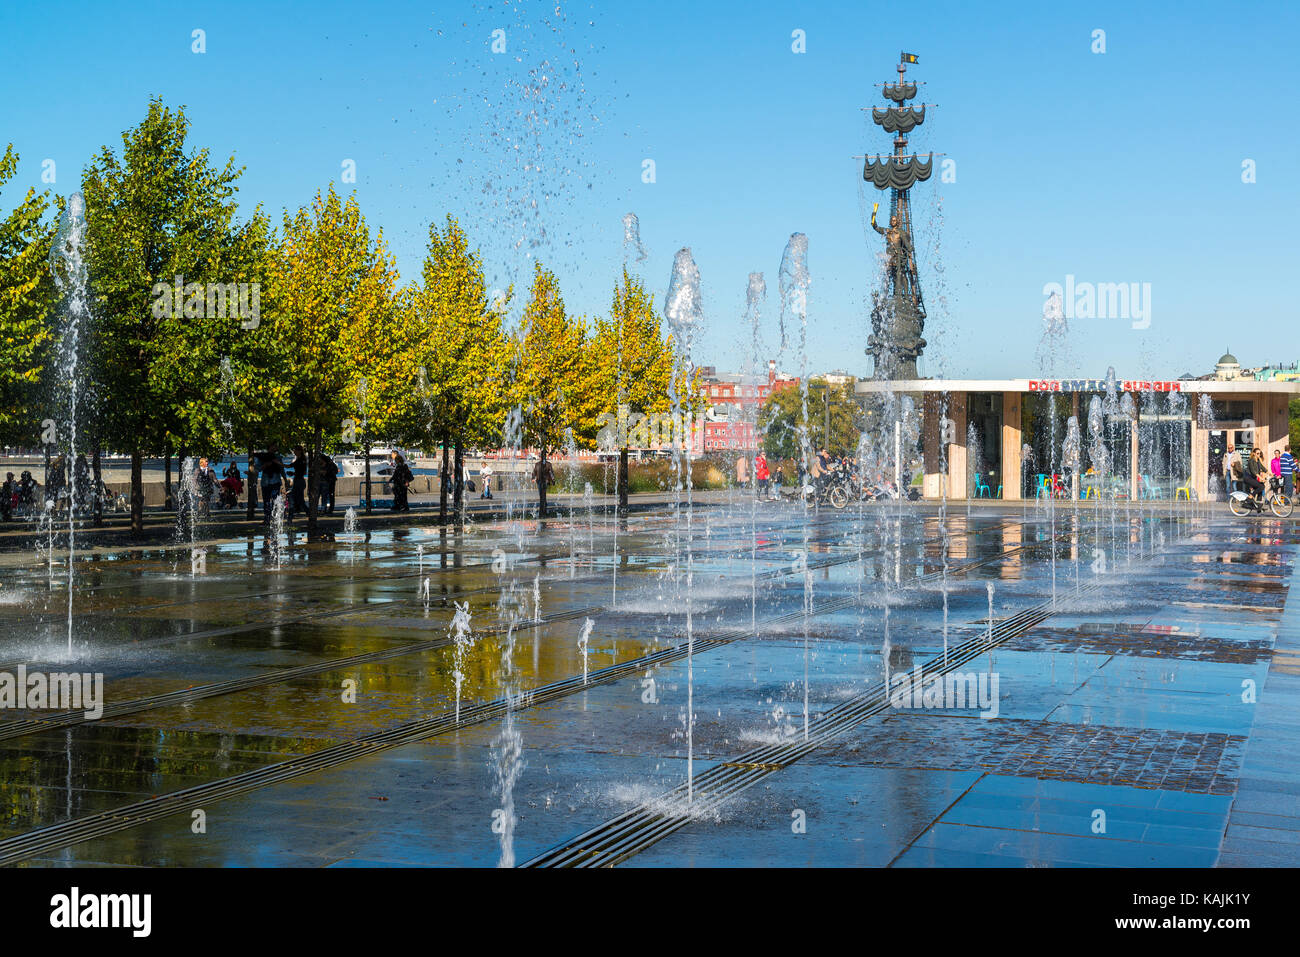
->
[0,454,107,520]
[245,447,342,522]
[736,451,779,499]
[735,449,890,502]
[0,471,42,520]
[1224,443,1295,501]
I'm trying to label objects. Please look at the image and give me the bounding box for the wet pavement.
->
[0,498,1295,867]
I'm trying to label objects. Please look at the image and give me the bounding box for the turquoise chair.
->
[974,472,991,497]
[1034,473,1049,499]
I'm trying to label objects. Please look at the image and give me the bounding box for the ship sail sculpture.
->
[864,52,934,380]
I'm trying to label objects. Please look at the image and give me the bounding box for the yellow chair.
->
[1174,477,1194,501]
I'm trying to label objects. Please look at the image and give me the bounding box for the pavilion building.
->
[855,371,1300,501]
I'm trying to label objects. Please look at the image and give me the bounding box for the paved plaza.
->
[1,499,1296,867]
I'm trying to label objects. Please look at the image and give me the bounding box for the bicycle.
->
[1228,475,1292,518]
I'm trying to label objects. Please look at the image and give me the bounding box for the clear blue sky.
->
[3,0,1296,380]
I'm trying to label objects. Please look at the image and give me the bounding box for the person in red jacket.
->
[755,452,770,499]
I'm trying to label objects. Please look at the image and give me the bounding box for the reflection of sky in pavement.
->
[0,505,1295,866]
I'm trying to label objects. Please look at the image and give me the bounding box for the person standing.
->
[290,446,308,517]
[390,452,413,512]
[532,455,554,518]
[47,454,67,514]
[314,452,337,514]
[735,453,749,487]
[0,472,14,521]
[73,454,91,514]
[17,471,38,515]
[1281,445,1296,498]
[318,452,332,512]
[480,462,494,499]
[1222,443,1237,496]
[755,451,770,499]
[195,457,217,519]
[256,446,286,524]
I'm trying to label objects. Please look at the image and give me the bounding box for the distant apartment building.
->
[1253,361,1300,382]
[698,360,800,452]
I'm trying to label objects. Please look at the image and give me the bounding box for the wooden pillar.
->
[1192,408,1208,501]
[1002,391,1022,500]
[949,393,967,500]
[1266,392,1288,459]
[922,393,941,499]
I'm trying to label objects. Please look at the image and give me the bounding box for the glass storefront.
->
[1079,391,1132,499]
[965,392,1003,497]
[1019,392,1072,497]
[1138,392,1191,496]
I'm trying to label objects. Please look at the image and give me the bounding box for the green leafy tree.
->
[0,145,55,446]
[82,98,255,534]
[758,378,860,460]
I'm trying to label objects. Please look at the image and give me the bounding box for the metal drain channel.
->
[0,519,1040,866]
[0,515,1034,737]
[524,583,1102,867]
[0,594,862,866]
[0,604,608,742]
[2,509,916,669]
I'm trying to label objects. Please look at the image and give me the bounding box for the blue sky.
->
[3,0,1296,380]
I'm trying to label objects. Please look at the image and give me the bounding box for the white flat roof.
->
[854,378,1300,394]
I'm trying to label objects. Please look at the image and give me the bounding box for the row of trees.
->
[0,98,690,534]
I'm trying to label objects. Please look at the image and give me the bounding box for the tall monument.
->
[864,52,933,380]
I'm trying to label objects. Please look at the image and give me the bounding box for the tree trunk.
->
[538,448,549,519]
[92,447,103,527]
[307,426,322,533]
[619,446,629,511]
[439,437,450,524]
[453,435,464,526]
[246,446,257,521]
[363,440,372,515]
[130,450,144,537]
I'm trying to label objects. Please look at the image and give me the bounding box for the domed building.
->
[1214,349,1243,381]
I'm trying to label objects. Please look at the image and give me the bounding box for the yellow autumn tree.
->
[419,215,511,521]
[593,267,675,508]
[512,261,602,515]
[269,184,399,527]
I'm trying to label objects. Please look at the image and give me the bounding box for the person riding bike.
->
[1246,448,1268,501]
